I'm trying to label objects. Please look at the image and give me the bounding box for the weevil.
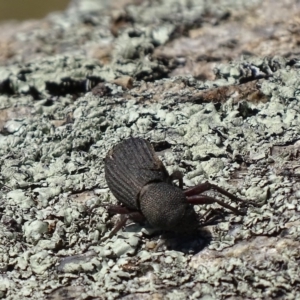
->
[105,137,247,237]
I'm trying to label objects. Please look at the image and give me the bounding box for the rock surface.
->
[0,0,300,299]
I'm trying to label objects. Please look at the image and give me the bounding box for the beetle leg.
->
[107,205,134,215]
[108,211,145,238]
[200,213,224,227]
[184,181,247,204]
[187,195,245,215]
[109,215,129,238]
[169,170,183,189]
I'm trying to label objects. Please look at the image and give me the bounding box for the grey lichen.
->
[0,0,300,299]
[2,56,300,297]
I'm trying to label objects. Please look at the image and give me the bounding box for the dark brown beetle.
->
[105,137,247,237]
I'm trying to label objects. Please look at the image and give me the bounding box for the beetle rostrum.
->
[105,137,247,237]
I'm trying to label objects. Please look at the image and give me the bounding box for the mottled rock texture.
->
[0,0,300,299]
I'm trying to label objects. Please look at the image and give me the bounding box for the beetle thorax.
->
[139,182,198,232]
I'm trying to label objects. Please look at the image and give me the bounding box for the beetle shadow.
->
[157,212,229,254]
[122,211,230,254]
[124,222,213,254]
[160,227,213,254]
